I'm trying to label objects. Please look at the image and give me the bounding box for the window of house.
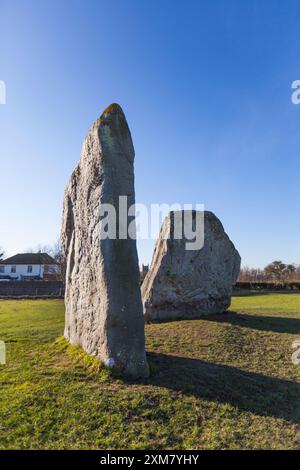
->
[0,266,4,273]
[27,266,33,273]
[11,266,16,273]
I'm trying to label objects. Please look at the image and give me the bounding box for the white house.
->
[0,253,60,281]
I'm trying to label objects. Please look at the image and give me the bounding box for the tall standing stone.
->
[61,103,149,378]
[142,211,241,321]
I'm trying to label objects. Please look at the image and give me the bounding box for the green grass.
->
[232,292,300,315]
[0,295,300,450]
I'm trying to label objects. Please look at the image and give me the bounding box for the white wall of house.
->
[0,264,58,280]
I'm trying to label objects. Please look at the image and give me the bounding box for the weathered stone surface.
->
[61,103,149,378]
[142,211,241,321]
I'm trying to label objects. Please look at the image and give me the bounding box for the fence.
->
[0,281,64,298]
[235,281,300,291]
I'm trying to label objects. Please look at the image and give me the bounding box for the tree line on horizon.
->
[238,261,300,283]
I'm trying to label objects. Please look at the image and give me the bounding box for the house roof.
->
[0,253,58,265]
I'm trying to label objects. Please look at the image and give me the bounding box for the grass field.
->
[0,294,300,450]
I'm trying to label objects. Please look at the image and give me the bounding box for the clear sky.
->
[1,0,300,267]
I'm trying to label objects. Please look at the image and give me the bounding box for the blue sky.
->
[0,0,300,267]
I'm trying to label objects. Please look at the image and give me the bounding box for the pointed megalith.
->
[61,103,149,378]
[142,211,241,322]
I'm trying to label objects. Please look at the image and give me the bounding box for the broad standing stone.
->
[142,211,241,321]
[61,103,149,378]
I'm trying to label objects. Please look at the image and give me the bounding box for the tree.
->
[0,247,5,261]
[286,264,296,273]
[51,239,66,281]
[238,266,266,282]
[285,264,296,279]
[239,261,300,283]
[264,261,287,281]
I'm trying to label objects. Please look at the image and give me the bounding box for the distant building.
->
[0,253,60,281]
[140,264,149,284]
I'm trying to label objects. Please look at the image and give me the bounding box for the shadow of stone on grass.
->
[138,352,300,425]
[206,311,300,334]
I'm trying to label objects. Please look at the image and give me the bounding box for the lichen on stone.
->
[101,103,122,119]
